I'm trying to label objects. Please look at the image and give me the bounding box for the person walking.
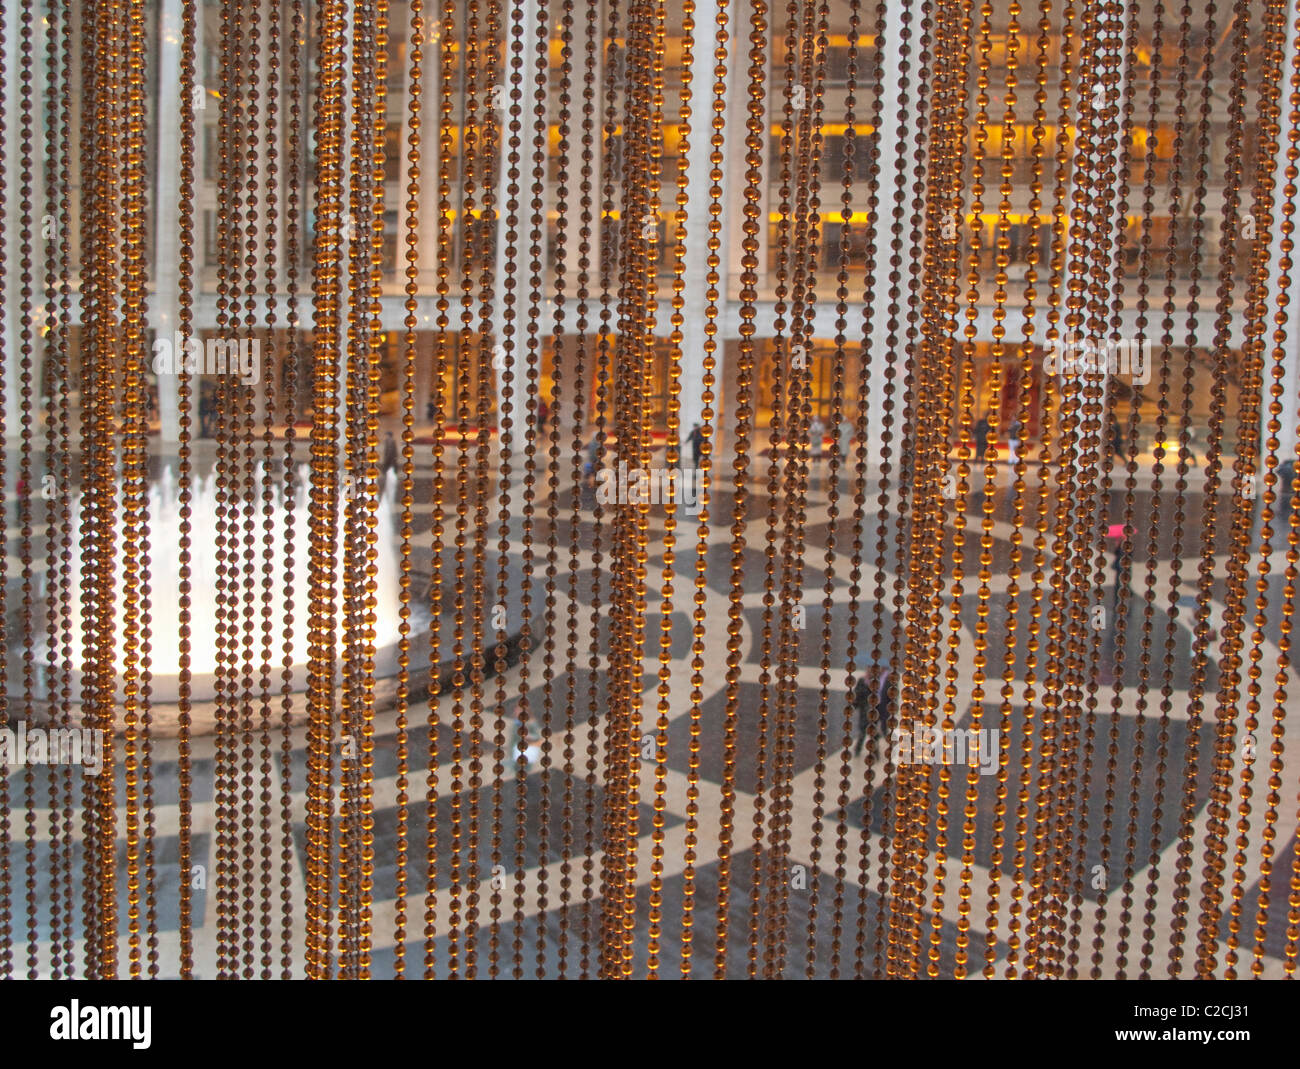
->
[687,423,704,468]
[838,420,853,463]
[809,415,826,467]
[1109,419,1125,460]
[1279,458,1296,519]
[380,430,399,476]
[852,665,893,758]
[510,700,541,770]
[1007,419,1023,466]
[974,414,991,463]
[851,674,873,757]
[13,475,27,526]
[582,429,605,490]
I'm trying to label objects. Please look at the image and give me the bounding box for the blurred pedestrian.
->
[13,475,28,525]
[1279,458,1296,518]
[510,700,541,769]
[852,664,893,758]
[974,415,991,463]
[838,420,853,463]
[809,416,826,466]
[381,430,398,475]
[687,422,703,468]
[1007,419,1023,466]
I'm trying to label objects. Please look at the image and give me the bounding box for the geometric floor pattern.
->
[8,454,1299,978]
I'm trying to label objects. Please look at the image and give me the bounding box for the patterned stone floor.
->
[5,449,1299,978]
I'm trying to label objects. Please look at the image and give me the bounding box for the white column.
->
[547,1,603,437]
[494,0,546,466]
[1076,0,1130,501]
[1266,0,1300,468]
[862,0,910,465]
[3,1,32,439]
[153,0,187,445]
[1058,0,1131,628]
[337,3,356,463]
[725,0,765,299]
[414,20,441,292]
[678,0,731,466]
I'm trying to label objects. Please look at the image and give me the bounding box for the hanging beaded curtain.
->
[2,0,1299,979]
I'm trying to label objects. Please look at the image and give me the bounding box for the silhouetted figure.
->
[838,421,853,462]
[974,415,991,463]
[13,476,27,525]
[852,665,892,758]
[1279,459,1295,519]
[1007,419,1023,466]
[809,416,826,466]
[582,430,605,490]
[381,431,398,475]
[687,423,703,468]
[1110,420,1125,459]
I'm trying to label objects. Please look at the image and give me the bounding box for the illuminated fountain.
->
[50,465,419,703]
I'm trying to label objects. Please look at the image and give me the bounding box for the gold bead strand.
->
[42,0,79,978]
[679,0,731,978]
[0,0,13,983]
[1055,0,1126,978]
[1227,0,1289,979]
[1161,0,1228,975]
[391,0,425,980]
[442,0,481,980]
[712,0,770,982]
[277,0,307,980]
[747,0,801,979]
[552,0,598,979]
[580,1,621,979]
[959,0,1019,980]
[515,0,554,980]
[304,0,347,980]
[1191,0,1269,977]
[1250,0,1300,977]
[422,0,458,979]
[985,0,1051,979]
[540,0,580,980]
[1020,0,1078,978]
[938,0,997,981]
[1090,0,1165,980]
[768,0,830,977]
[864,0,925,980]
[253,0,287,980]
[646,0,699,980]
[235,0,266,977]
[113,0,153,980]
[811,0,867,979]
[467,0,503,982]
[16,0,43,981]
[1126,0,1200,976]
[209,0,241,977]
[459,0,496,979]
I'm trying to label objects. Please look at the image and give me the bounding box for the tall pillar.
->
[545,0,603,439]
[861,0,911,465]
[494,0,547,465]
[1266,1,1300,469]
[725,0,767,315]
[3,0,38,441]
[413,20,441,293]
[153,0,189,445]
[678,0,732,465]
